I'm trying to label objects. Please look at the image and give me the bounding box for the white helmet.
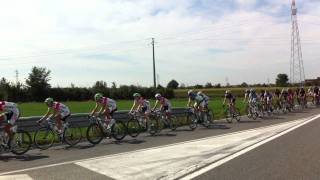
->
[155,93,161,99]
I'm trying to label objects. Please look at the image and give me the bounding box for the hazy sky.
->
[0,0,319,87]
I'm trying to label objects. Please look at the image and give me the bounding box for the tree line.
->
[0,67,174,102]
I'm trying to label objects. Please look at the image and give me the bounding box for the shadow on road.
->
[0,154,49,162]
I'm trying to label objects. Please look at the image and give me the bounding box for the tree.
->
[240,82,248,87]
[276,74,289,87]
[205,82,213,88]
[25,66,51,101]
[167,79,179,89]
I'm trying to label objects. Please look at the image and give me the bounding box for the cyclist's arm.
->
[152,100,159,111]
[222,97,227,105]
[130,101,137,113]
[187,98,192,107]
[90,103,99,116]
[40,108,52,122]
[100,104,108,115]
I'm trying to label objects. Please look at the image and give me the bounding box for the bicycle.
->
[0,124,32,155]
[86,115,126,145]
[126,111,158,137]
[247,102,259,120]
[186,107,214,130]
[34,118,82,150]
[223,105,241,123]
[149,109,179,134]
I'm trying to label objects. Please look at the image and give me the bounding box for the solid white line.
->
[180,114,320,180]
[0,174,33,180]
[0,115,317,176]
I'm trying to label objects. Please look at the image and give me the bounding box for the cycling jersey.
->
[158,97,172,113]
[225,93,236,103]
[299,89,306,96]
[0,101,20,125]
[135,97,150,113]
[249,92,258,103]
[51,102,70,118]
[100,97,117,111]
[264,92,272,102]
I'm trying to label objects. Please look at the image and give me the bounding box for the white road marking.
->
[75,115,320,180]
[0,174,33,180]
[181,114,320,180]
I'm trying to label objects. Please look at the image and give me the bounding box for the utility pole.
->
[152,38,156,88]
[15,70,19,84]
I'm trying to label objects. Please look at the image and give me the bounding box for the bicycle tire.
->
[63,126,82,146]
[148,118,159,135]
[126,119,141,138]
[34,127,55,150]
[86,123,104,145]
[10,130,32,155]
[169,115,178,131]
[111,121,127,141]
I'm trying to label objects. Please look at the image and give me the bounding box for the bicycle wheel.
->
[224,109,232,123]
[111,121,127,141]
[10,130,32,155]
[63,126,82,146]
[205,111,214,125]
[34,127,55,150]
[86,123,104,145]
[126,119,141,138]
[169,115,178,131]
[148,118,159,135]
[187,113,198,130]
[235,108,241,122]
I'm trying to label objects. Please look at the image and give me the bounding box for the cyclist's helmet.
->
[44,98,54,107]
[187,90,196,97]
[133,93,141,98]
[94,93,103,102]
[155,93,162,100]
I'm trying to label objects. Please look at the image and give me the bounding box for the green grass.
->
[18,98,246,120]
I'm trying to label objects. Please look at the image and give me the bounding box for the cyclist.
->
[0,101,20,139]
[90,93,117,128]
[288,88,295,108]
[152,93,172,119]
[223,90,236,113]
[274,89,281,109]
[130,93,151,127]
[187,90,206,112]
[244,89,251,103]
[263,90,273,112]
[37,98,70,134]
[314,86,320,105]
[197,91,210,110]
[299,87,307,106]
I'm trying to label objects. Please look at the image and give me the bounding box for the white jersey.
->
[101,97,117,110]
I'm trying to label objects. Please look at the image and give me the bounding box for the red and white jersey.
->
[0,101,18,112]
[135,97,150,107]
[51,102,70,117]
[100,97,117,109]
[158,97,171,107]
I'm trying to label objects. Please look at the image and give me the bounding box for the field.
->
[18,98,246,120]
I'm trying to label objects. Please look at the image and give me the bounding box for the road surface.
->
[1,107,320,180]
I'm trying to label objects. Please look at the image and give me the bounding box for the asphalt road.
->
[1,107,320,180]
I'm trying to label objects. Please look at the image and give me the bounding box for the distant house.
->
[305,77,320,86]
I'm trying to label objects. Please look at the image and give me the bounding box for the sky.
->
[0,0,320,87]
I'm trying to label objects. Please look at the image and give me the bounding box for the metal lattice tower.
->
[290,0,305,85]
